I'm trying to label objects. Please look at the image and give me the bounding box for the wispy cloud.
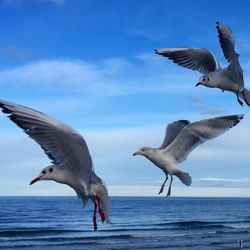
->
[194,177,250,188]
[190,95,228,115]
[3,46,34,58]
[0,55,195,96]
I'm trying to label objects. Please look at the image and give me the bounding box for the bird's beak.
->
[133,152,139,156]
[195,82,201,87]
[30,175,44,185]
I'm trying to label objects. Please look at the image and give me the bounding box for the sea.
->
[0,197,249,249]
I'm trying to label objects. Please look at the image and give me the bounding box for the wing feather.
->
[164,114,244,163]
[159,120,191,149]
[155,47,219,74]
[0,99,93,194]
[216,22,243,81]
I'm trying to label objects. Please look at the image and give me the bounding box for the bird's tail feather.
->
[96,182,111,223]
[91,172,111,223]
[175,170,192,186]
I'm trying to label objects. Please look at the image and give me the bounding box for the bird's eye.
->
[141,148,144,151]
[49,168,53,173]
[42,170,46,175]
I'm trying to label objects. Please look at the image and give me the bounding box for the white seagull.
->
[0,99,110,231]
[133,115,244,196]
[155,22,250,107]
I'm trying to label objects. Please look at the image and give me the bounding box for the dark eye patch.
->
[42,170,46,175]
[49,168,53,173]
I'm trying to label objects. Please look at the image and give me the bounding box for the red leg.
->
[158,176,168,195]
[166,176,173,197]
[96,195,105,223]
[93,201,97,231]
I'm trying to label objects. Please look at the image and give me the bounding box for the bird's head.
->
[133,147,155,157]
[30,165,57,185]
[196,75,211,87]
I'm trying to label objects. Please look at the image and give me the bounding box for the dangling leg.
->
[166,176,173,197]
[236,93,244,106]
[93,201,97,231]
[96,195,105,223]
[158,175,168,195]
[242,90,250,107]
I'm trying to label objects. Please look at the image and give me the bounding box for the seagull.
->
[155,22,250,107]
[0,99,110,231]
[133,115,244,196]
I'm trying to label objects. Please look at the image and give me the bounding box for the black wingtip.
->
[179,120,190,125]
[216,22,220,31]
[154,49,160,54]
[238,114,244,120]
[233,114,244,127]
[0,102,12,115]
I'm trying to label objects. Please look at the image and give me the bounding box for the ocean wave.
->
[0,229,83,237]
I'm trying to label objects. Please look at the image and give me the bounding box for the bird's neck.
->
[53,167,75,185]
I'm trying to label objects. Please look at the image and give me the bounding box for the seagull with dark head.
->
[133,115,244,196]
[155,22,250,107]
[0,99,110,231]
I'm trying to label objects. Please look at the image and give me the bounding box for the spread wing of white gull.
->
[0,99,110,231]
[133,115,244,197]
[155,22,250,107]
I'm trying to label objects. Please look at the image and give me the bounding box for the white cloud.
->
[194,177,250,188]
[0,56,196,96]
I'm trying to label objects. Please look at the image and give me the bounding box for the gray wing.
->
[164,114,244,163]
[0,99,93,194]
[216,22,243,81]
[216,22,239,64]
[155,48,219,74]
[159,120,191,149]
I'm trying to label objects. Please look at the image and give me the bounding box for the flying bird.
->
[0,99,110,231]
[133,115,244,196]
[155,22,250,107]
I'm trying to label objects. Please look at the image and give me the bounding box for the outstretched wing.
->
[216,22,243,82]
[164,114,244,163]
[216,22,239,64]
[155,47,219,74]
[0,99,93,194]
[159,120,191,149]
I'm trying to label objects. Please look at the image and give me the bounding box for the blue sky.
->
[0,0,250,197]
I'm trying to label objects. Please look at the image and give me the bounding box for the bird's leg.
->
[236,93,244,106]
[158,176,168,195]
[242,90,250,107]
[93,201,97,231]
[96,195,105,223]
[166,176,173,197]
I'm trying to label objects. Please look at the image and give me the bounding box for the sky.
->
[0,0,250,197]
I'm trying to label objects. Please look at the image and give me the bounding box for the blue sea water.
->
[0,197,250,249]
